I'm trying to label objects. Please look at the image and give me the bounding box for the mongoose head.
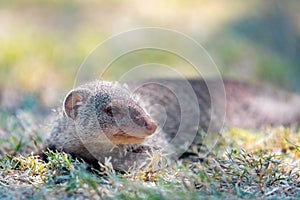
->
[63,81,157,145]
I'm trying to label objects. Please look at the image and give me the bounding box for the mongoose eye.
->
[104,106,121,117]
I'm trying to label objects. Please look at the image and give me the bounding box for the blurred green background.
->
[0,0,299,113]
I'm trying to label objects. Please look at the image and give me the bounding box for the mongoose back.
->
[44,79,300,170]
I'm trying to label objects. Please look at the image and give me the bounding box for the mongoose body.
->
[44,79,300,170]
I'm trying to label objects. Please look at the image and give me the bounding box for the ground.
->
[0,109,299,200]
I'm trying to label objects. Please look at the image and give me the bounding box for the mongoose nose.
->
[145,120,157,135]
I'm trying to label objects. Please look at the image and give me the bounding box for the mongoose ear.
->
[63,89,88,120]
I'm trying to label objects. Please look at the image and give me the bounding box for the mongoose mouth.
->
[108,131,147,144]
[102,119,157,145]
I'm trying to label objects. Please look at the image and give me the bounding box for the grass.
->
[0,109,300,199]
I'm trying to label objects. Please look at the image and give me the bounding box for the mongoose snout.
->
[144,119,157,135]
[128,106,157,135]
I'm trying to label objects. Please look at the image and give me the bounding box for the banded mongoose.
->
[43,79,300,170]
